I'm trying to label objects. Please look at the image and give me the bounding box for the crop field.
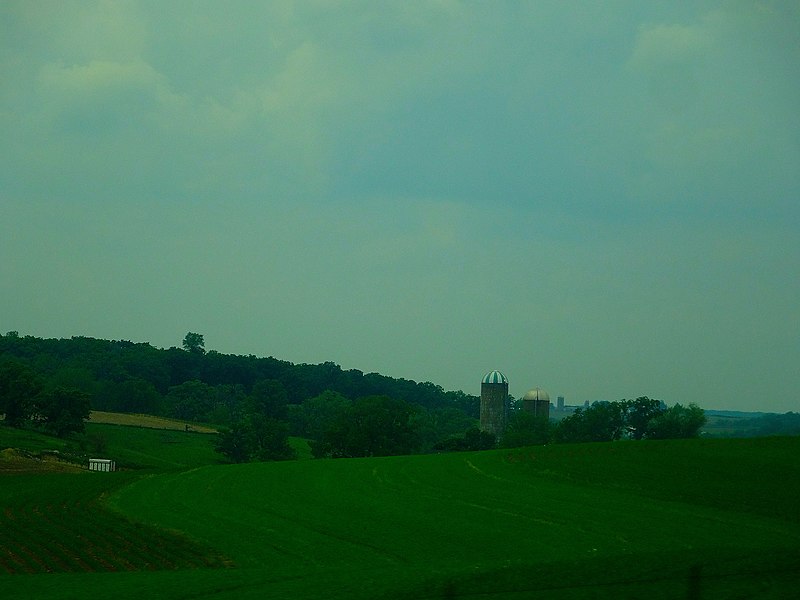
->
[2,435,799,599]
[0,472,230,577]
[87,411,218,434]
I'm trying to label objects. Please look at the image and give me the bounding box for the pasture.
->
[2,433,798,598]
[87,411,218,434]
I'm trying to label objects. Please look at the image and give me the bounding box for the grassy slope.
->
[3,437,800,599]
[0,422,221,471]
[87,423,222,471]
[88,411,218,433]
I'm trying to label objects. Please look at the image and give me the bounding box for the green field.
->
[2,431,799,598]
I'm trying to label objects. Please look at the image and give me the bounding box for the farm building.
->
[88,458,116,472]
[522,387,551,420]
[480,371,554,436]
[480,370,509,436]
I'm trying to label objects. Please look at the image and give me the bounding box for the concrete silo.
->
[480,370,509,436]
[522,387,550,420]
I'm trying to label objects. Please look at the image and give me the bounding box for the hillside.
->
[2,435,799,599]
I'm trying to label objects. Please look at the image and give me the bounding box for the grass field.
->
[87,411,218,434]
[2,434,799,599]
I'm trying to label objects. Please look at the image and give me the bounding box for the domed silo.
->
[522,387,551,420]
[480,370,509,436]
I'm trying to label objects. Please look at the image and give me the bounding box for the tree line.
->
[0,331,479,458]
[1,331,707,462]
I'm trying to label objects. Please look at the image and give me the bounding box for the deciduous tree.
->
[501,411,551,448]
[0,359,41,427]
[182,332,205,355]
[646,403,706,439]
[35,387,91,437]
[312,395,418,458]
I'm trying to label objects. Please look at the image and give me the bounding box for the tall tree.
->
[182,332,206,355]
[215,421,252,463]
[624,396,666,440]
[34,387,91,437]
[0,359,41,427]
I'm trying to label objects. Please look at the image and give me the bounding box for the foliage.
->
[215,415,297,463]
[101,377,163,414]
[709,411,800,438]
[247,378,289,420]
[624,396,666,440]
[433,427,496,452]
[0,333,479,438]
[295,390,352,440]
[0,358,41,427]
[553,400,626,443]
[167,379,217,422]
[214,422,251,463]
[248,414,296,461]
[412,406,479,452]
[311,395,418,458]
[553,398,702,444]
[500,411,551,448]
[182,331,206,354]
[33,386,91,437]
[646,402,707,439]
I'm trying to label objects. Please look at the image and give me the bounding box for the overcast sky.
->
[2,1,798,412]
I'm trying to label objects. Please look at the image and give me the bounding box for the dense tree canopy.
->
[0,332,481,455]
[0,358,41,427]
[215,414,296,463]
[311,395,419,458]
[553,398,704,444]
[645,403,706,439]
[34,387,91,438]
[1,332,713,457]
[501,411,552,448]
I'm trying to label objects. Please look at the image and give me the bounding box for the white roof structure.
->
[482,370,508,385]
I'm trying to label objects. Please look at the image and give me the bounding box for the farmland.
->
[2,429,799,598]
[87,411,218,434]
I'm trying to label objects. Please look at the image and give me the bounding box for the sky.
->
[1,1,798,413]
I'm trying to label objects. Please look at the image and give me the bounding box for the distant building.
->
[480,370,509,436]
[557,396,565,411]
[88,458,115,472]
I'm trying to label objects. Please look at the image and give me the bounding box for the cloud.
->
[37,59,169,133]
[1,2,798,411]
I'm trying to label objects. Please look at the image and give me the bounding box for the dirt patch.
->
[0,448,84,473]
[87,412,217,434]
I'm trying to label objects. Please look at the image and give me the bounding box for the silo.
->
[480,370,509,436]
[522,387,551,420]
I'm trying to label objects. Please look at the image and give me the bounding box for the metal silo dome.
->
[482,370,508,385]
[523,388,550,402]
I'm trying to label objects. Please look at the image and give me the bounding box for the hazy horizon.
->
[2,2,798,412]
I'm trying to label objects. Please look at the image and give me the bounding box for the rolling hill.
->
[2,431,798,599]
